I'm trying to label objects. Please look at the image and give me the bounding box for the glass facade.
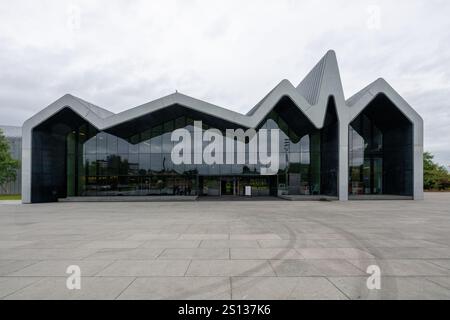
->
[31,97,340,202]
[349,114,383,195]
[65,113,326,197]
[348,94,413,197]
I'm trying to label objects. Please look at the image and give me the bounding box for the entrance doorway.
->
[200,176,276,197]
[221,178,236,196]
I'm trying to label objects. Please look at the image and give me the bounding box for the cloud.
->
[0,0,449,165]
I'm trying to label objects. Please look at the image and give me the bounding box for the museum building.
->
[21,51,423,203]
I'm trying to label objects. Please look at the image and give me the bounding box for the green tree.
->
[0,129,20,193]
[423,152,450,190]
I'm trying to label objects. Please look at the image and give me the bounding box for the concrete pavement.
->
[0,193,449,300]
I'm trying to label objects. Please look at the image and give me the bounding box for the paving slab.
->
[347,259,450,276]
[97,260,191,277]
[84,248,164,260]
[428,259,450,270]
[373,247,450,259]
[257,239,313,248]
[82,241,145,249]
[270,260,365,277]
[118,277,231,300]
[200,240,260,248]
[9,260,114,277]
[0,241,36,248]
[0,248,98,260]
[186,260,275,277]
[140,240,200,248]
[4,277,134,300]
[126,233,180,241]
[231,277,348,300]
[157,248,230,260]
[328,276,450,300]
[230,248,303,260]
[0,260,38,276]
[426,277,450,290]
[297,248,375,260]
[178,234,229,240]
[0,277,42,298]
[229,234,282,240]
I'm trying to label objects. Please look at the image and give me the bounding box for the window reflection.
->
[67,112,336,197]
[349,114,383,195]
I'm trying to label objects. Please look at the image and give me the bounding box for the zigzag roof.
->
[23,50,422,134]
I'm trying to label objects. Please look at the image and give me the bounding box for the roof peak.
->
[296,49,344,105]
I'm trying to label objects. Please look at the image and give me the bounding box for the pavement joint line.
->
[92,259,118,276]
[114,276,137,300]
[229,277,233,300]
[155,248,167,259]
[325,277,352,300]
[0,276,43,300]
[267,260,279,277]
[183,260,193,277]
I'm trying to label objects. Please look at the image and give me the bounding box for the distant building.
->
[0,125,22,195]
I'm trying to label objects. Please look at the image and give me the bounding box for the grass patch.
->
[0,194,21,200]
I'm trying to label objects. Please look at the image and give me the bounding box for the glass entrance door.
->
[221,178,235,195]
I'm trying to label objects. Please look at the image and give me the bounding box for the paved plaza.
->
[0,193,449,300]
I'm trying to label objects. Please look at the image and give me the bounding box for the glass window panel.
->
[139,154,150,173]
[208,164,220,175]
[141,129,151,140]
[139,140,151,153]
[117,138,129,154]
[84,136,97,154]
[163,120,174,133]
[197,163,208,175]
[150,137,162,153]
[232,164,244,174]
[162,153,173,172]
[162,132,173,153]
[175,116,185,129]
[289,152,301,163]
[107,134,118,154]
[84,154,97,176]
[118,154,129,175]
[300,152,310,165]
[221,165,232,175]
[96,132,107,153]
[129,142,139,154]
[150,153,162,172]
[127,154,139,175]
[97,154,107,176]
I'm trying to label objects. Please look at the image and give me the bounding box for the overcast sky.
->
[0,0,449,166]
